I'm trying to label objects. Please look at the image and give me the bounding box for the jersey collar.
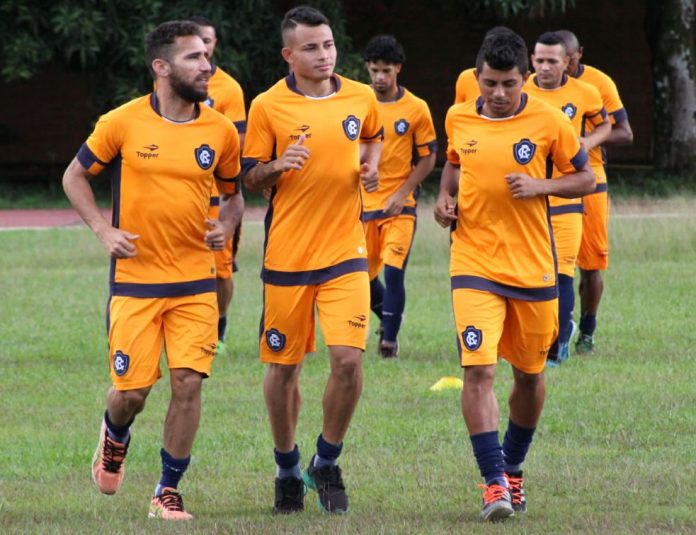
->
[572,64,585,78]
[285,72,341,96]
[475,93,528,118]
[532,73,569,88]
[149,93,201,122]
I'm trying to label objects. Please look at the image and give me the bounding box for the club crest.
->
[513,138,536,165]
[265,328,286,352]
[562,103,577,119]
[194,144,215,170]
[112,350,130,376]
[394,119,410,136]
[342,115,361,141]
[462,326,483,351]
[204,97,215,108]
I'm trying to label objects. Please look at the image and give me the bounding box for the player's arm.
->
[434,162,459,228]
[205,191,244,250]
[384,152,436,216]
[580,118,611,152]
[506,163,594,199]
[62,158,138,258]
[243,136,310,192]
[606,117,633,146]
[359,140,381,193]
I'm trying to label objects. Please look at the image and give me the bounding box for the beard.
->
[170,71,208,103]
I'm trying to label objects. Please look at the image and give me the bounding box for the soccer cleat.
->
[505,471,527,513]
[92,421,129,495]
[303,455,348,514]
[559,320,578,362]
[478,482,514,522]
[216,339,228,356]
[546,357,560,368]
[273,477,306,514]
[575,333,595,355]
[148,487,193,521]
[379,340,399,359]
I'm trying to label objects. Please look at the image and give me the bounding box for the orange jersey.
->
[77,93,241,297]
[242,73,383,284]
[574,63,628,180]
[525,74,606,211]
[454,68,479,104]
[445,94,587,299]
[361,86,437,215]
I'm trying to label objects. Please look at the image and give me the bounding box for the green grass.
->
[1,201,695,533]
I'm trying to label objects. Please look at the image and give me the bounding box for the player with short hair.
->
[189,15,246,356]
[526,31,611,365]
[361,34,437,358]
[63,20,243,520]
[242,5,382,515]
[434,29,594,521]
[556,29,634,354]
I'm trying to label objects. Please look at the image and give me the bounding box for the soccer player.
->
[361,35,437,358]
[434,30,594,520]
[556,29,634,354]
[242,6,382,515]
[453,27,517,104]
[62,20,243,520]
[190,15,247,355]
[526,32,610,365]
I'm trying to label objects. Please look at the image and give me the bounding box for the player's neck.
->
[374,84,400,102]
[294,74,336,98]
[154,88,198,122]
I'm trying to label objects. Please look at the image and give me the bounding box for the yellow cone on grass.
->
[429,376,464,391]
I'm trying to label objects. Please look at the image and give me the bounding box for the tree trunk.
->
[647,0,696,172]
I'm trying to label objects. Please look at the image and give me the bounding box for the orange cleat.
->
[91,421,129,495]
[148,487,193,521]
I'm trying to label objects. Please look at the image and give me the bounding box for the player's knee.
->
[512,367,544,390]
[329,347,362,384]
[117,387,150,414]
[463,364,496,387]
[170,369,203,402]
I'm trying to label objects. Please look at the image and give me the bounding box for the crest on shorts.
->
[194,144,215,170]
[462,326,483,351]
[512,138,536,165]
[394,119,410,136]
[266,328,286,352]
[112,350,130,376]
[562,103,577,119]
[342,115,361,141]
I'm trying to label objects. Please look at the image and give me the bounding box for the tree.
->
[646,0,696,173]
[0,0,362,111]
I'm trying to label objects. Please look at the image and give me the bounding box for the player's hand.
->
[434,193,457,228]
[505,173,544,199]
[383,190,407,216]
[360,162,379,192]
[96,226,139,258]
[273,134,310,173]
[204,219,230,251]
[578,136,591,152]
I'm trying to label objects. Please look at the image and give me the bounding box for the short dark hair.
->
[536,31,567,53]
[362,35,405,64]
[189,15,214,29]
[145,20,202,78]
[475,29,528,75]
[281,6,330,44]
[484,26,515,41]
[555,30,580,53]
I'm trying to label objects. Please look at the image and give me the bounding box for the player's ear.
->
[281,47,293,64]
[152,58,170,78]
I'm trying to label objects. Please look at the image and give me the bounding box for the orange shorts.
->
[578,188,609,271]
[260,271,370,365]
[364,214,416,279]
[107,293,217,390]
[452,288,558,374]
[209,203,242,280]
[550,210,582,277]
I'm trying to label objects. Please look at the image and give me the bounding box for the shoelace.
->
[506,476,525,504]
[478,483,509,505]
[159,490,185,512]
[102,435,128,473]
[316,465,345,491]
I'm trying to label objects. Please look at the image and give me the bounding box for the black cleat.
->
[303,455,348,514]
[272,477,305,514]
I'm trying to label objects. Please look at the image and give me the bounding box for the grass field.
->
[1,198,695,534]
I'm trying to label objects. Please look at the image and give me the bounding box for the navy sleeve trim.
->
[415,139,439,155]
[593,182,608,193]
[215,172,241,184]
[361,126,384,141]
[241,157,261,176]
[262,258,368,286]
[451,275,557,301]
[210,196,220,207]
[76,143,109,170]
[610,108,628,123]
[549,203,583,216]
[570,148,589,171]
[234,120,247,133]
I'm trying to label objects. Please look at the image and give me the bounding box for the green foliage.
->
[0,0,361,111]
[479,0,576,17]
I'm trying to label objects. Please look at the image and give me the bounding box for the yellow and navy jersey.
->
[525,74,606,214]
[361,86,437,219]
[574,63,628,185]
[454,68,479,104]
[77,93,241,297]
[205,64,246,204]
[445,93,588,300]
[242,73,383,285]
